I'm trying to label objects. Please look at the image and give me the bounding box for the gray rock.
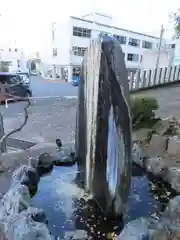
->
[163,195,180,227]
[152,119,169,136]
[117,217,150,240]
[12,165,40,197]
[52,143,75,166]
[149,229,180,240]
[0,165,54,240]
[5,210,53,240]
[145,157,168,178]
[12,164,39,186]
[64,230,87,239]
[166,167,180,192]
[0,184,31,222]
[37,152,54,175]
[26,207,48,224]
[132,143,145,167]
[167,136,180,155]
[148,134,167,157]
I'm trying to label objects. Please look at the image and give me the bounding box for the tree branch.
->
[0,84,31,145]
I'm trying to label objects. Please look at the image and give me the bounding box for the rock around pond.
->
[32,163,174,239]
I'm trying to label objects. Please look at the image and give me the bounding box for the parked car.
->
[72,76,80,86]
[16,72,31,85]
[0,72,32,101]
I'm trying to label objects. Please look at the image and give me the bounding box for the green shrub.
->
[131,96,160,130]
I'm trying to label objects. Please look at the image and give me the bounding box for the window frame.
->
[73,26,91,38]
[127,53,139,62]
[128,38,140,47]
[113,35,127,45]
[72,46,87,57]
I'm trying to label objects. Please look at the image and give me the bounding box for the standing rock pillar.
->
[75,35,132,216]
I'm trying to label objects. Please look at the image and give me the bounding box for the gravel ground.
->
[1,97,77,144]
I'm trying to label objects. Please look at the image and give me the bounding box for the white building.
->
[42,12,163,81]
[0,44,29,73]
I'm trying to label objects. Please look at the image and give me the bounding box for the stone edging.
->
[132,143,180,193]
[117,142,180,239]
[0,152,55,239]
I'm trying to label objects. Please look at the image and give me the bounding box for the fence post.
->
[158,68,163,85]
[0,114,6,153]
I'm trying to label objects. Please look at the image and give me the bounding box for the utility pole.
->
[155,24,164,70]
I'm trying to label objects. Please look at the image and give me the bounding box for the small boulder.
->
[26,207,48,224]
[5,210,54,240]
[12,165,40,196]
[53,151,75,166]
[52,143,75,166]
[0,184,30,222]
[166,167,180,192]
[117,217,150,240]
[163,195,180,226]
[145,157,168,178]
[148,134,167,157]
[152,119,169,136]
[132,143,145,167]
[37,153,54,176]
[167,136,180,155]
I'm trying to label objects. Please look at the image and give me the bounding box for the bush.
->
[131,96,160,130]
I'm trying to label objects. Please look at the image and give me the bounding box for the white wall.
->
[141,50,174,70]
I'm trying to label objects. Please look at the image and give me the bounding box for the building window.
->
[127,53,139,62]
[142,41,153,49]
[52,48,57,56]
[15,48,17,52]
[171,44,176,49]
[128,38,140,47]
[73,27,91,38]
[113,35,127,44]
[9,48,11,52]
[72,46,87,56]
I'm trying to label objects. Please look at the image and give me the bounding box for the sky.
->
[0,0,179,54]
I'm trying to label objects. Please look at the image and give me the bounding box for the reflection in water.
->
[32,164,176,239]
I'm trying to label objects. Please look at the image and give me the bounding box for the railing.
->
[128,65,180,91]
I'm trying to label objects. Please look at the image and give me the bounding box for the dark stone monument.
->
[75,35,132,216]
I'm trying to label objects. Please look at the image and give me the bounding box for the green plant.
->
[131,96,160,130]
